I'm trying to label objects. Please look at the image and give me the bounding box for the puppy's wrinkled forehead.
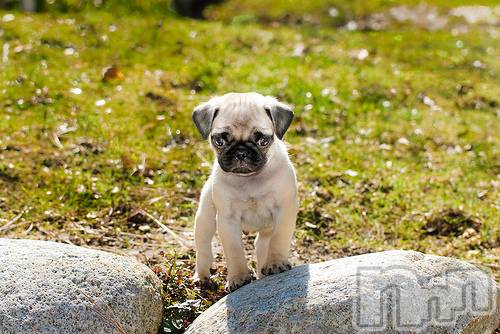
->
[211,93,273,139]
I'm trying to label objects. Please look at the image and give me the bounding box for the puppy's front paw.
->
[193,273,217,290]
[261,260,292,276]
[225,273,253,293]
[194,277,218,290]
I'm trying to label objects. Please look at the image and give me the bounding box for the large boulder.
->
[0,238,163,334]
[187,250,500,334]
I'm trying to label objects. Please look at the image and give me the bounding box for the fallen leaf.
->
[102,65,124,82]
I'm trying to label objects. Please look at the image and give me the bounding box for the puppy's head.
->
[192,92,293,176]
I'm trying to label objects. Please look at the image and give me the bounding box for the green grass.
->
[0,1,499,332]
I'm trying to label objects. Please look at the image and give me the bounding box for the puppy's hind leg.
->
[194,183,216,286]
[262,206,297,276]
[255,229,272,279]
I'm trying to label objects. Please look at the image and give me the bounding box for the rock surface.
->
[187,250,500,334]
[0,238,163,334]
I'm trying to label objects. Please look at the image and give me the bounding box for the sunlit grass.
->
[0,1,498,331]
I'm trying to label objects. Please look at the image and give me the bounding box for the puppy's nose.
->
[235,151,247,161]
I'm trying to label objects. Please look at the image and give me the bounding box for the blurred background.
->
[0,0,498,332]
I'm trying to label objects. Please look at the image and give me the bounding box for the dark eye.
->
[213,137,226,147]
[258,137,270,147]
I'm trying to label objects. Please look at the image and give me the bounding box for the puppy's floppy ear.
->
[265,97,294,140]
[192,98,219,139]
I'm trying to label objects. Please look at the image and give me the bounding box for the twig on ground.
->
[0,211,24,232]
[51,132,63,149]
[147,195,167,204]
[140,210,187,248]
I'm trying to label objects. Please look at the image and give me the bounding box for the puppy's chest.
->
[231,193,278,233]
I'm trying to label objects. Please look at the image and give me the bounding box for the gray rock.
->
[0,238,163,334]
[187,250,500,334]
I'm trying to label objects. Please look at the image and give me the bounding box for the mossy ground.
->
[0,1,498,332]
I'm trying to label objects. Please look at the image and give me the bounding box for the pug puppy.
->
[192,92,298,292]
